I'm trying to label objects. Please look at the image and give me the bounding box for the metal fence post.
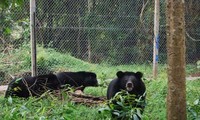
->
[153,0,160,79]
[30,0,37,76]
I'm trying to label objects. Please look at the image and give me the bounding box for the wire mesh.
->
[0,0,200,83]
[35,0,154,66]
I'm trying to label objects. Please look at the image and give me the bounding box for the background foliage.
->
[0,0,200,78]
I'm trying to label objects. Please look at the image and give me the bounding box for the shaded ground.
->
[187,72,200,80]
[68,92,106,106]
[189,72,200,77]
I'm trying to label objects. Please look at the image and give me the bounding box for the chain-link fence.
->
[36,0,154,64]
[0,0,200,83]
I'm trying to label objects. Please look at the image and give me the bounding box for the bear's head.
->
[81,72,98,87]
[116,71,144,94]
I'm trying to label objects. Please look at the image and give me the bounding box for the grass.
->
[0,43,200,119]
[1,79,199,120]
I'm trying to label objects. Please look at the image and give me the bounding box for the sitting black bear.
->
[107,71,146,119]
[5,73,60,98]
[56,71,98,91]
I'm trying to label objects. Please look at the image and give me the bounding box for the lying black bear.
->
[5,71,98,98]
[5,73,60,98]
[56,71,98,91]
[107,71,146,119]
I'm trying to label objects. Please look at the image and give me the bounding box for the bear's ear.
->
[135,71,143,79]
[116,71,124,78]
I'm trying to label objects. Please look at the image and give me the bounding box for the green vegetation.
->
[99,90,146,120]
[0,44,200,119]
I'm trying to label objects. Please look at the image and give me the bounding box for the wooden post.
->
[153,0,160,79]
[30,0,37,76]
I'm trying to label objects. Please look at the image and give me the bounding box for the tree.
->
[0,0,27,49]
[0,0,24,8]
[166,0,186,120]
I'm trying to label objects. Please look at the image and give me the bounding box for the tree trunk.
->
[166,0,186,120]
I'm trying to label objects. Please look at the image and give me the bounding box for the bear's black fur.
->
[107,71,146,99]
[107,71,146,119]
[56,71,98,91]
[5,71,98,98]
[5,73,60,98]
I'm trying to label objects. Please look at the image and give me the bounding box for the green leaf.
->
[133,114,140,120]
[16,0,24,5]
[8,96,13,104]
[116,101,124,107]
[39,116,46,120]
[112,111,120,116]
[10,107,16,116]
[4,27,11,35]
[194,99,199,105]
[98,107,111,113]
[15,78,22,83]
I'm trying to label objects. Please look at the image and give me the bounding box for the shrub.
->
[99,90,146,120]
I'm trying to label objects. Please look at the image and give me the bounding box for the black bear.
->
[107,71,146,119]
[5,73,61,98]
[56,71,98,91]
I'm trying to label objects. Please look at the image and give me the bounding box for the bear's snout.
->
[126,82,134,91]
